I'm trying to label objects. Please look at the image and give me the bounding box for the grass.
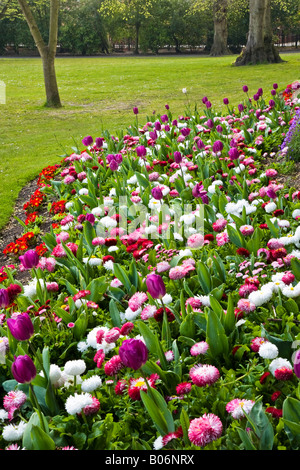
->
[0,52,300,231]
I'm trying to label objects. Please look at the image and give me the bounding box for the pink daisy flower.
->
[176,382,192,396]
[189,364,220,387]
[82,397,100,416]
[237,298,256,313]
[104,355,124,376]
[250,337,267,352]
[216,231,229,246]
[3,390,27,421]
[187,233,204,248]
[212,219,228,232]
[141,305,157,320]
[186,297,202,309]
[190,341,209,356]
[226,398,255,419]
[128,292,148,312]
[128,374,158,401]
[240,225,254,236]
[104,327,121,344]
[188,413,223,447]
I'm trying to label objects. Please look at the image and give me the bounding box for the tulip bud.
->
[119,338,148,370]
[11,355,36,384]
[19,249,39,269]
[7,312,34,341]
[173,151,182,164]
[146,273,166,299]
[151,187,163,200]
[0,289,10,309]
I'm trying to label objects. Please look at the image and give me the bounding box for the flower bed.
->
[1,82,300,451]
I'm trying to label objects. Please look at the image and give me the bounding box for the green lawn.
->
[0,53,299,230]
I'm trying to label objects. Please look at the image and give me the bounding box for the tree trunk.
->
[42,48,61,107]
[17,0,62,107]
[263,0,282,63]
[235,0,282,66]
[210,0,231,56]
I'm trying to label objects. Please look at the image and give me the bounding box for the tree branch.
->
[17,0,46,56]
[48,0,60,55]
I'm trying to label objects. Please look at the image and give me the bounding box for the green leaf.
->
[141,387,174,435]
[261,327,293,360]
[227,224,245,248]
[291,257,300,281]
[73,312,88,340]
[22,412,50,450]
[283,397,300,446]
[109,299,122,328]
[179,312,196,339]
[196,261,211,293]
[180,408,191,447]
[224,293,236,334]
[206,308,229,358]
[83,220,96,254]
[87,276,108,303]
[113,263,132,292]
[243,398,274,450]
[31,424,56,450]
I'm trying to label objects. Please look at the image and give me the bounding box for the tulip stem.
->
[29,383,47,433]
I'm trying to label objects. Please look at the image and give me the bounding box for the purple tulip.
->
[161,114,168,122]
[149,130,158,141]
[11,355,36,384]
[173,151,182,164]
[133,107,139,115]
[119,338,148,370]
[7,312,34,341]
[192,183,208,204]
[202,96,208,104]
[114,153,123,164]
[206,119,214,129]
[228,147,239,161]
[196,139,205,150]
[223,97,229,105]
[273,83,278,89]
[216,125,223,133]
[212,140,223,153]
[146,273,166,299]
[82,136,93,147]
[266,187,277,199]
[294,350,300,378]
[154,121,161,131]
[136,145,147,157]
[19,249,39,269]
[181,128,191,137]
[205,101,212,109]
[172,119,178,127]
[85,213,95,225]
[253,94,259,102]
[151,186,163,200]
[271,89,276,96]
[257,88,263,96]
[269,99,275,108]
[243,85,248,93]
[238,103,244,113]
[0,289,10,309]
[109,160,119,171]
[95,137,104,148]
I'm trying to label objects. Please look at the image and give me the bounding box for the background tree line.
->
[0,0,299,57]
